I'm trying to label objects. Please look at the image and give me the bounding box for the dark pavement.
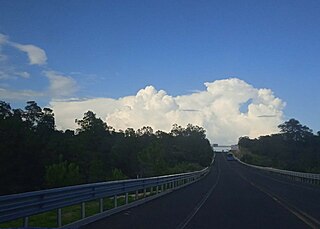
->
[82,154,320,229]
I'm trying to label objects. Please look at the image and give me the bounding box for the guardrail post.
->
[114,195,118,208]
[143,188,147,197]
[135,190,139,200]
[161,184,164,192]
[57,208,62,227]
[125,192,129,204]
[23,216,29,227]
[150,186,153,194]
[156,185,159,194]
[81,202,86,219]
[99,198,104,213]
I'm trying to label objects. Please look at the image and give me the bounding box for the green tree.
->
[76,110,109,135]
[0,101,12,119]
[238,119,320,172]
[170,124,185,136]
[278,118,313,141]
[24,101,43,130]
[138,143,168,176]
[0,100,214,194]
[136,126,154,136]
[107,168,128,181]
[124,128,136,137]
[185,124,206,139]
[45,157,82,188]
[110,137,140,178]
[38,107,55,131]
[88,159,105,182]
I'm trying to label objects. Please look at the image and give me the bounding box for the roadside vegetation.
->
[0,100,213,195]
[0,194,137,228]
[238,119,320,173]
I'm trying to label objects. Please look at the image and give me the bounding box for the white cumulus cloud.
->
[0,33,47,65]
[0,33,8,45]
[49,78,285,145]
[44,70,78,97]
[0,87,44,100]
[0,33,9,62]
[0,33,79,102]
[11,43,47,65]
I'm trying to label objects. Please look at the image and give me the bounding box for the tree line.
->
[238,119,320,173]
[0,101,213,195]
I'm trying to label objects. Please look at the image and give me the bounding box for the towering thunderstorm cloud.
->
[50,78,285,144]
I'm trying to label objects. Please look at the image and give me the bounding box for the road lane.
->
[230,157,320,227]
[82,154,319,228]
[185,154,309,229]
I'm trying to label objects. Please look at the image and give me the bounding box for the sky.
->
[0,0,319,144]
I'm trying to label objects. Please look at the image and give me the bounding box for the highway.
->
[82,153,320,229]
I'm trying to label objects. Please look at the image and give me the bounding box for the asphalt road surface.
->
[82,153,320,229]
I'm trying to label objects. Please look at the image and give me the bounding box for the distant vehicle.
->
[226,153,234,161]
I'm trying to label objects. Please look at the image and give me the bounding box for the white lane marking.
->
[240,164,320,193]
[235,168,320,228]
[176,158,221,229]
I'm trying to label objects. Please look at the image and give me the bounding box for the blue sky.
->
[0,0,319,138]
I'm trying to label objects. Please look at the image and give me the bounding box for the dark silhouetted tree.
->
[278,118,313,141]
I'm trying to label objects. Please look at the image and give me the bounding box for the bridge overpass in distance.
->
[82,154,320,229]
[212,144,238,152]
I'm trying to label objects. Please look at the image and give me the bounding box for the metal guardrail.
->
[233,154,320,185]
[0,155,215,228]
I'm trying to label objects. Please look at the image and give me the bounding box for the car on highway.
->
[226,153,235,161]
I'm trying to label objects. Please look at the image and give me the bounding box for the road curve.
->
[82,154,320,229]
